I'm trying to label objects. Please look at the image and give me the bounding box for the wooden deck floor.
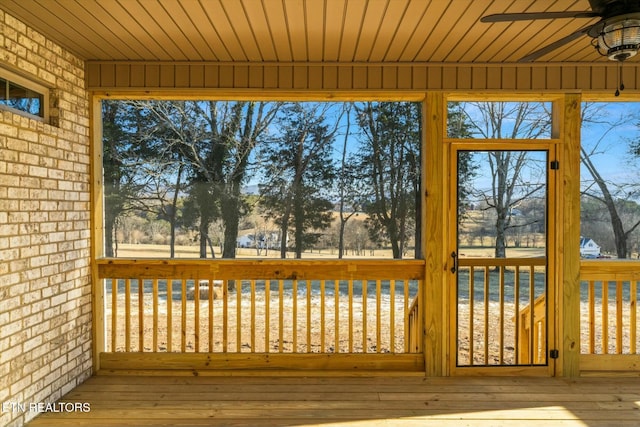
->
[26,374,640,427]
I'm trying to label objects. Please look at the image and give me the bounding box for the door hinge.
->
[549,349,559,359]
[550,160,560,170]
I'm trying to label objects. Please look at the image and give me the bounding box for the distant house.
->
[237,234,255,248]
[580,237,601,258]
[237,232,280,249]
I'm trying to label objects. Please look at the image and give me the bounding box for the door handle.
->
[451,251,458,273]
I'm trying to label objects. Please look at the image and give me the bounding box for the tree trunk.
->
[494,209,508,258]
[199,221,208,258]
[279,209,290,259]
[610,206,628,259]
[338,219,346,259]
[387,219,402,259]
[294,190,304,259]
[104,214,116,257]
[169,164,183,258]
[199,200,214,258]
[221,186,240,259]
[279,226,288,258]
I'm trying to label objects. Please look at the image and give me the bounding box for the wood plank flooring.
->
[25,374,640,426]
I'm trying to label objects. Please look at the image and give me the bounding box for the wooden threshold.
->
[25,375,640,426]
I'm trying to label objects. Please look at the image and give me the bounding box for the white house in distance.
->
[580,237,601,258]
[236,234,254,248]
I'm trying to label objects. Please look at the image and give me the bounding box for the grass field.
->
[113,243,549,259]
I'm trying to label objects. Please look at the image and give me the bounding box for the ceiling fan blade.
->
[519,24,596,62]
[481,11,599,23]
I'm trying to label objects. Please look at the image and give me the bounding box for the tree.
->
[335,104,364,258]
[139,100,279,258]
[582,103,640,258]
[128,101,194,258]
[191,101,279,258]
[448,102,477,223]
[259,103,337,258]
[102,101,155,257]
[462,102,551,258]
[355,102,421,259]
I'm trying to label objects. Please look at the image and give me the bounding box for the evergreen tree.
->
[355,102,421,259]
[102,101,155,256]
[259,103,337,258]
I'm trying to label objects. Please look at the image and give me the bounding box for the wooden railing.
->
[98,259,424,359]
[456,258,547,367]
[580,262,639,355]
[406,296,421,353]
[516,294,546,365]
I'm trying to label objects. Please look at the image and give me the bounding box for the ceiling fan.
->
[481,0,640,63]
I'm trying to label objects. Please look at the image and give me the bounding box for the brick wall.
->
[0,10,92,427]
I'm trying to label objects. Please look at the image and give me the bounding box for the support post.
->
[424,92,446,376]
[91,95,105,372]
[557,93,582,377]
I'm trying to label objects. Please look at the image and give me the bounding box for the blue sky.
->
[580,102,640,192]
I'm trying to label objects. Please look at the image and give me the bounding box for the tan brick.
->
[0,247,19,261]
[38,156,56,168]
[19,176,40,188]
[20,246,40,259]
[9,374,32,395]
[0,271,20,287]
[0,123,18,137]
[43,368,61,388]
[8,212,29,223]
[8,258,28,274]
[29,255,49,268]
[5,162,27,176]
[19,199,39,210]
[0,342,21,364]
[9,330,29,348]
[28,165,48,178]
[50,293,67,307]
[38,68,56,85]
[16,58,37,75]
[4,13,26,33]
[29,188,48,199]
[22,335,43,353]
[9,231,30,245]
[0,223,19,236]
[22,311,43,328]
[17,129,38,143]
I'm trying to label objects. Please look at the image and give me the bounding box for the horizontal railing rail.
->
[98,259,425,357]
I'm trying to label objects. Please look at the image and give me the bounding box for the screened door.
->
[450,145,557,375]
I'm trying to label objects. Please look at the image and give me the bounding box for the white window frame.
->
[0,67,49,122]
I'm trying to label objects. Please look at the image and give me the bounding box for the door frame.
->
[447,141,559,376]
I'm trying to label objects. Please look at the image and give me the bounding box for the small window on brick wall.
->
[0,68,49,121]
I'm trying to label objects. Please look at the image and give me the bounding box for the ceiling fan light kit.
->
[594,17,640,61]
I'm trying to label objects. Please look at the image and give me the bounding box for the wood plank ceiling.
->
[0,0,625,64]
